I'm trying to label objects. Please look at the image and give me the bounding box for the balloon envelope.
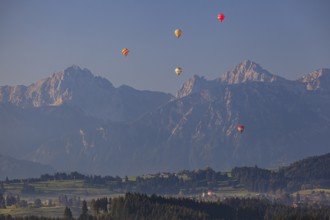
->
[237,124,245,133]
[175,67,182,75]
[174,29,182,38]
[122,48,129,56]
[217,13,225,22]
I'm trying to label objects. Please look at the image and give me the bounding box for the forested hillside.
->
[232,153,330,192]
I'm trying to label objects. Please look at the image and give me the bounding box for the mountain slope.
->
[27,61,330,175]
[0,103,100,158]
[0,154,55,180]
[0,65,173,178]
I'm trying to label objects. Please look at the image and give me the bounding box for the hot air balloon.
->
[122,48,129,57]
[175,67,182,75]
[237,124,245,133]
[217,13,225,22]
[174,29,182,38]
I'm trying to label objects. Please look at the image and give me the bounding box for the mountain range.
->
[1,60,330,178]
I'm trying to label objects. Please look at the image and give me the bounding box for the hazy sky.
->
[1,0,329,94]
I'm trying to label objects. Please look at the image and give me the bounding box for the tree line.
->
[3,152,330,197]
[1,168,232,196]
[2,193,330,220]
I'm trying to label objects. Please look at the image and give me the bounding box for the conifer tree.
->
[82,200,88,215]
[64,206,73,220]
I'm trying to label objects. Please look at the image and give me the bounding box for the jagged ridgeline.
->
[1,61,330,178]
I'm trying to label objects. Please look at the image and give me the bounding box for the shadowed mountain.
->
[0,154,55,180]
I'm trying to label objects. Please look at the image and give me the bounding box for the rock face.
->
[298,68,330,92]
[1,61,330,177]
[0,65,173,121]
[219,60,285,84]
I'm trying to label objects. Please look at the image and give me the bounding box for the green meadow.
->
[0,172,248,217]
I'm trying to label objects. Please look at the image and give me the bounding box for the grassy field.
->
[0,205,82,218]
[0,174,250,217]
[298,188,330,195]
[0,180,107,217]
[215,186,256,197]
[3,180,116,198]
[1,179,118,217]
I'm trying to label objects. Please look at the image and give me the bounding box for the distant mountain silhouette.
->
[0,154,55,180]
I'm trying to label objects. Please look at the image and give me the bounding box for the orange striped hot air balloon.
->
[122,48,129,57]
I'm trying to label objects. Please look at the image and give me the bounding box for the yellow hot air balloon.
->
[175,67,182,75]
[122,48,129,57]
[174,29,182,38]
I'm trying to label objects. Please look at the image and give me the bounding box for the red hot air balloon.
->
[237,124,245,133]
[217,13,225,22]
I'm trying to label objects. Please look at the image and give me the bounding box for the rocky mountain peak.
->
[49,65,98,85]
[31,65,116,107]
[219,60,283,84]
[298,68,330,91]
[176,75,207,98]
[0,65,115,108]
[47,65,115,91]
[63,65,93,78]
